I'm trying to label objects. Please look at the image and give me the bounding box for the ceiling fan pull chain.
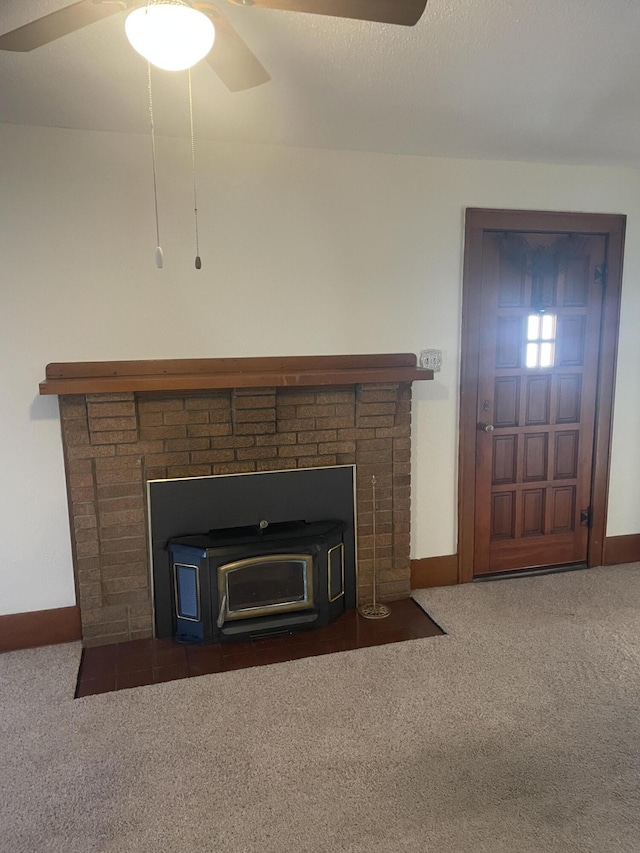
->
[147,61,164,269]
[188,68,202,270]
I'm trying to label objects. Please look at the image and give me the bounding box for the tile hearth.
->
[75,599,444,697]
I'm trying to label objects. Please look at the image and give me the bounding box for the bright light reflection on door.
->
[526,313,556,368]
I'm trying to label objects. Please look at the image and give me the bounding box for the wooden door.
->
[459,210,625,580]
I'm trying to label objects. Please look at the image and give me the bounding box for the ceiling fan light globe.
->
[125,4,215,72]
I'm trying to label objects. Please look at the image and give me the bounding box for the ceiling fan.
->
[0,0,428,92]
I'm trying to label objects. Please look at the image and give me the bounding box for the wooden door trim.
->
[458,209,626,583]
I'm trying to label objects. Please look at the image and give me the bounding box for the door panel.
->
[459,210,625,583]
[473,231,606,575]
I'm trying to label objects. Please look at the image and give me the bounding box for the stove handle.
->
[217,593,227,629]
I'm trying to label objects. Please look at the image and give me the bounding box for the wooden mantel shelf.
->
[39,354,434,396]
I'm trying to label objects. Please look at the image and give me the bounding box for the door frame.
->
[458,209,626,583]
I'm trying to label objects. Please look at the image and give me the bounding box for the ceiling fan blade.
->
[195,3,270,91]
[0,1,129,52]
[226,0,427,26]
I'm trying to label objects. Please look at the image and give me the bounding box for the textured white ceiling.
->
[2,0,640,165]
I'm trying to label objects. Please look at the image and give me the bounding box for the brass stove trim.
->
[219,552,314,622]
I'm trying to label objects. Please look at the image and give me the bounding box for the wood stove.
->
[168,519,346,643]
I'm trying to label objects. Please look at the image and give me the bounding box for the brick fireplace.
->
[41,355,432,646]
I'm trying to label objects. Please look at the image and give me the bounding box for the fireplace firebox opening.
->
[149,466,357,644]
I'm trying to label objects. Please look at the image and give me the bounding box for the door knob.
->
[478,422,495,432]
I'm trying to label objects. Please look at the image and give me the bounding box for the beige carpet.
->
[2,564,640,852]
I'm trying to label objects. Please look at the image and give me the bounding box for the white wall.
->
[1,123,639,615]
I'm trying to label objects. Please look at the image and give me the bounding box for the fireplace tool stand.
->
[358,475,391,620]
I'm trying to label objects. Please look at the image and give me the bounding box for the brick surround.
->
[59,383,413,646]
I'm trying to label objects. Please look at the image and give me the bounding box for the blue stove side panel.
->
[168,543,207,643]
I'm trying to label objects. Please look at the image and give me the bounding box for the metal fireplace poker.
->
[358,475,391,620]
